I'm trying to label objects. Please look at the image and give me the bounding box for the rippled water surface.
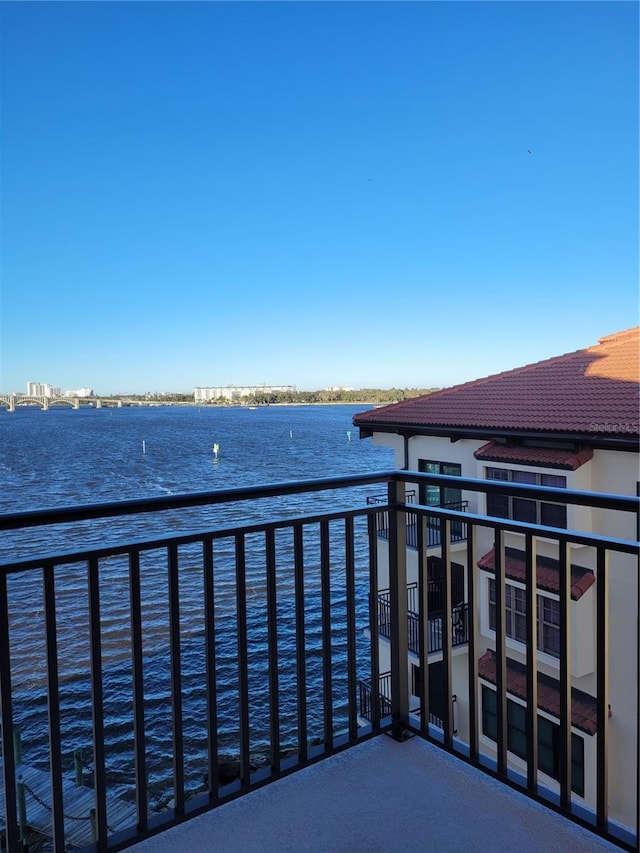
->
[0,404,394,818]
[1,404,393,556]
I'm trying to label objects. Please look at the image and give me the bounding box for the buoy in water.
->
[213,442,220,459]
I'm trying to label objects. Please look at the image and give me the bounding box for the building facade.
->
[353,327,639,831]
[194,385,296,403]
[26,381,59,397]
[25,382,93,398]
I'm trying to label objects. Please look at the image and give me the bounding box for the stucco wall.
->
[367,429,638,830]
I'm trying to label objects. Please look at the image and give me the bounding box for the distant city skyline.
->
[1,2,637,395]
[21,381,94,398]
[7,380,392,397]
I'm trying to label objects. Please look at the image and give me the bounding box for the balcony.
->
[359,672,450,730]
[376,583,469,654]
[0,472,637,851]
[359,672,393,722]
[367,491,468,548]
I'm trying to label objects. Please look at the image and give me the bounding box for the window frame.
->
[481,686,584,797]
[538,594,561,657]
[417,459,462,507]
[485,466,567,529]
[488,578,560,659]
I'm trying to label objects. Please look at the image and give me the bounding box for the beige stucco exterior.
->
[368,429,638,831]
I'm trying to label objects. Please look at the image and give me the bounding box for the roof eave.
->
[354,421,639,452]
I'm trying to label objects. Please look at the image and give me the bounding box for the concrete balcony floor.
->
[130,735,622,852]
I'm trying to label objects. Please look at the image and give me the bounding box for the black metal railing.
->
[367,493,468,547]
[367,490,417,543]
[377,586,469,654]
[0,471,638,852]
[358,673,453,734]
[359,672,393,722]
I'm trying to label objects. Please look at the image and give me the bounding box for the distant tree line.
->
[103,388,439,405]
[107,392,194,402]
[204,388,438,405]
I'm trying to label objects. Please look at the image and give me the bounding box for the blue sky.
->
[1,2,637,395]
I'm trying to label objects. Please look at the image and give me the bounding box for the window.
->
[538,595,560,656]
[418,461,464,542]
[482,686,584,796]
[485,468,567,529]
[488,579,560,659]
[418,460,462,508]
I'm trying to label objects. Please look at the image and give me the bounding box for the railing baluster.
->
[367,513,381,729]
[636,481,640,851]
[440,517,453,747]
[408,610,419,653]
[43,564,65,850]
[378,591,390,640]
[203,535,219,796]
[345,517,358,740]
[466,523,478,762]
[596,546,610,829]
[88,555,108,846]
[265,529,281,773]
[558,541,572,810]
[494,530,508,776]
[294,522,308,760]
[0,572,19,853]
[417,514,429,737]
[524,534,538,795]
[235,533,251,784]
[128,549,148,829]
[320,520,333,746]
[167,543,184,813]
[388,479,409,734]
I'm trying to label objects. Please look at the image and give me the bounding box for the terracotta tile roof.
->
[478,649,598,735]
[354,328,640,438]
[477,547,595,601]
[473,442,593,470]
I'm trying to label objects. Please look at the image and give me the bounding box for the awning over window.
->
[478,547,595,601]
[473,442,593,470]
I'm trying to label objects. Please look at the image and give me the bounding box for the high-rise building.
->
[26,381,54,397]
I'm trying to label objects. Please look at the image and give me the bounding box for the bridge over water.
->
[0,395,145,412]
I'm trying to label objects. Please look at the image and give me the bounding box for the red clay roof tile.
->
[477,547,595,601]
[478,649,598,735]
[473,442,594,470]
[354,328,640,437]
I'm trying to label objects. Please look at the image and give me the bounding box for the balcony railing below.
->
[367,493,468,548]
[377,586,469,654]
[359,672,449,731]
[358,672,393,723]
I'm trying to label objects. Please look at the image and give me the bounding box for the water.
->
[0,404,394,817]
[1,404,392,558]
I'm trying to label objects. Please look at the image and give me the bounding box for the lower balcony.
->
[0,472,637,851]
[367,491,469,548]
[359,671,450,730]
[377,582,469,654]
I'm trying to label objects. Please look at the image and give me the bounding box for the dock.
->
[0,757,138,849]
